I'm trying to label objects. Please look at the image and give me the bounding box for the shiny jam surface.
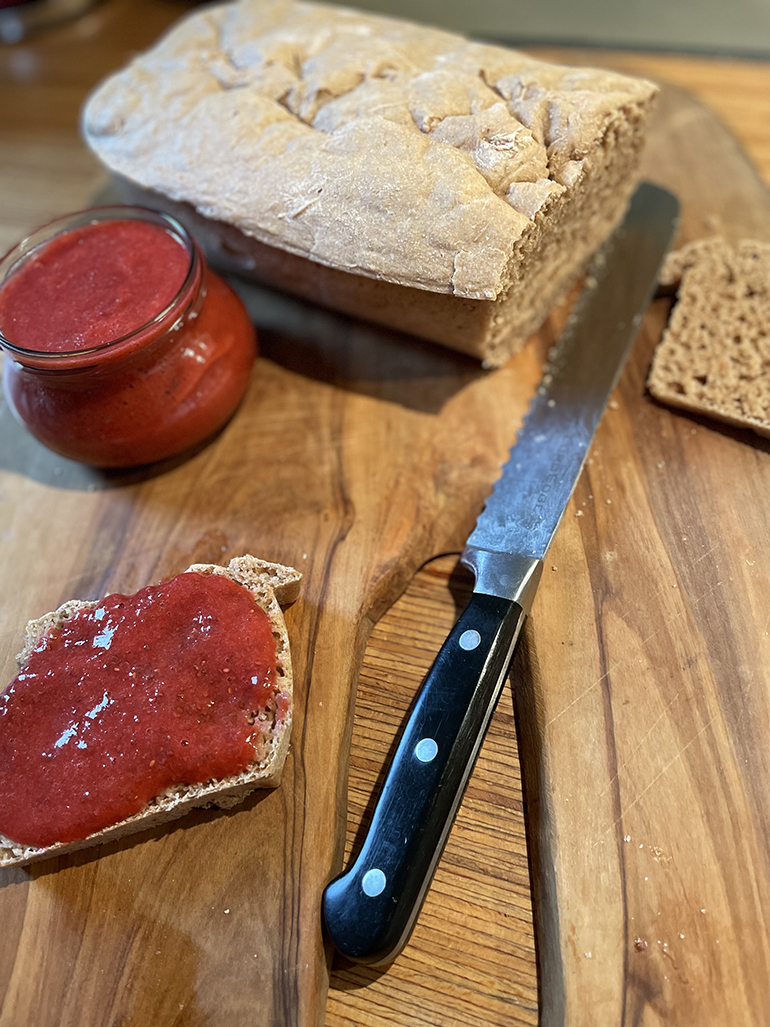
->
[0,572,277,848]
[0,220,190,353]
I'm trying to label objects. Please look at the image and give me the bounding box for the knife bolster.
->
[462,548,543,614]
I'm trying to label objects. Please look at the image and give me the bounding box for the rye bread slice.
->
[648,236,770,437]
[0,555,301,869]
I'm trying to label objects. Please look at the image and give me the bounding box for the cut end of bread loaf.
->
[1,555,301,869]
[648,236,770,438]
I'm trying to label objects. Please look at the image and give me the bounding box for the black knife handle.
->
[322,592,526,965]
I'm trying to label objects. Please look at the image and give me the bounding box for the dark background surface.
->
[337,0,770,57]
[3,0,769,56]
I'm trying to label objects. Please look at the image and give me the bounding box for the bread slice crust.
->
[0,555,301,869]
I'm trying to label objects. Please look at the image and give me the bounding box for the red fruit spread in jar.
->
[0,572,278,848]
[0,208,256,467]
[0,220,189,353]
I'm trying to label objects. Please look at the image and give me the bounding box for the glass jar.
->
[0,207,256,467]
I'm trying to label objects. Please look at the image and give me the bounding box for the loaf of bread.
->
[648,236,770,437]
[0,555,301,869]
[82,0,658,366]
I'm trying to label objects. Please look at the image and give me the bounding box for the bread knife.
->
[322,182,679,965]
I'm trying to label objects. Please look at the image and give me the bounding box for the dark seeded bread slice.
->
[648,236,770,437]
[0,555,301,869]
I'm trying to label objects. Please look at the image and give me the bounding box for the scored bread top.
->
[648,236,770,438]
[82,0,656,301]
[1,555,301,869]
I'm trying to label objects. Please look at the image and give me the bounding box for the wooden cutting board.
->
[1,23,770,1027]
[524,85,770,1025]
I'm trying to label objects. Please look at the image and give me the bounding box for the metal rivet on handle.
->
[415,738,438,763]
[459,629,481,651]
[361,868,386,897]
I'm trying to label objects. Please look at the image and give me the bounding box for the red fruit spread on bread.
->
[0,572,277,848]
[0,220,189,353]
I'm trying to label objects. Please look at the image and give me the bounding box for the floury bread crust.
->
[0,556,301,869]
[648,237,770,438]
[82,0,657,365]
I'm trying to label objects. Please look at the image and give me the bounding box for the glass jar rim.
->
[0,205,200,363]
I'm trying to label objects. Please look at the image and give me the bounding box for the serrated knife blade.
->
[323,182,679,966]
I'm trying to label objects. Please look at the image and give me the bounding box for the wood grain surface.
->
[1,5,770,1025]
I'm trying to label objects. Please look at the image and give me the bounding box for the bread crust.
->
[81,0,657,365]
[0,555,301,869]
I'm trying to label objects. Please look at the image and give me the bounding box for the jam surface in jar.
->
[0,572,278,848]
[0,220,189,353]
[0,208,256,467]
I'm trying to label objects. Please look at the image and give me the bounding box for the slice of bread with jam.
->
[0,555,301,869]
